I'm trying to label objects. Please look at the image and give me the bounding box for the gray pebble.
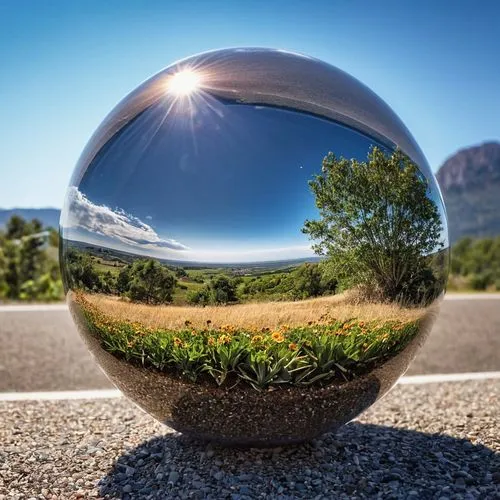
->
[2,380,499,500]
[168,470,180,485]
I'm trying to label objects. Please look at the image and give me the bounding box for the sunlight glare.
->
[167,70,201,96]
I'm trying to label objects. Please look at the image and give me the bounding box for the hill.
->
[0,208,60,229]
[436,141,500,243]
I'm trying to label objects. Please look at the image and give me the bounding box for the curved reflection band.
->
[60,48,449,446]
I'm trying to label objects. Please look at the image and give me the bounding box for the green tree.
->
[187,287,210,306]
[116,265,131,294]
[0,215,63,301]
[4,240,21,299]
[19,232,46,285]
[174,267,188,278]
[101,270,116,294]
[0,246,8,298]
[127,259,176,304]
[292,262,323,299]
[302,147,444,304]
[5,215,27,240]
[208,275,237,304]
[187,274,237,305]
[65,250,102,292]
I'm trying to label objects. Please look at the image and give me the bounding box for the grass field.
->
[171,280,205,305]
[80,292,426,331]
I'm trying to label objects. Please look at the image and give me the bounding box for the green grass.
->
[89,256,126,276]
[172,280,204,305]
[76,292,420,391]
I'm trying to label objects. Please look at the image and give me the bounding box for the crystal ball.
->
[60,48,449,447]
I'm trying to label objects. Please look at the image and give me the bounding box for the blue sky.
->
[0,0,499,209]
[62,100,389,262]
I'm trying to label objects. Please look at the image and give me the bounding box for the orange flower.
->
[288,342,298,351]
[174,337,183,347]
[184,320,192,327]
[251,335,264,344]
[207,336,216,346]
[271,332,285,343]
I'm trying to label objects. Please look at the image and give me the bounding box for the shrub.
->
[469,271,494,291]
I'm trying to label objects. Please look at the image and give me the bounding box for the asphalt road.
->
[1,297,499,392]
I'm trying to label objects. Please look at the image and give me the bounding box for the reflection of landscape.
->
[62,145,448,392]
[57,49,451,443]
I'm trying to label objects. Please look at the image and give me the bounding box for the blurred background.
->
[0,0,499,390]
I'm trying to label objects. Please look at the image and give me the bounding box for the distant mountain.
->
[0,208,61,229]
[436,141,500,243]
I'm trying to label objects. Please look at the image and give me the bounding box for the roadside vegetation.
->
[447,236,500,291]
[0,215,62,301]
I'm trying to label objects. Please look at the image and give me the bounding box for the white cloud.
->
[182,244,315,263]
[63,187,189,251]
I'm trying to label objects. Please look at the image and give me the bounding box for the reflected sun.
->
[167,69,202,96]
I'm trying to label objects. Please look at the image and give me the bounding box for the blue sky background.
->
[0,0,499,209]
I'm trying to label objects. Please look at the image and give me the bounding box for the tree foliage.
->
[187,274,238,305]
[236,262,337,302]
[0,215,63,301]
[302,147,445,305]
[65,249,103,292]
[64,252,177,305]
[126,259,176,304]
[449,236,500,290]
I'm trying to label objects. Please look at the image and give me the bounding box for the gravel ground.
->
[1,380,499,499]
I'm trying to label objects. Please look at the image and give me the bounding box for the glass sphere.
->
[60,48,449,447]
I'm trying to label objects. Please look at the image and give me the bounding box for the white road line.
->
[398,371,500,384]
[444,293,500,300]
[1,372,499,402]
[0,294,499,312]
[0,389,122,401]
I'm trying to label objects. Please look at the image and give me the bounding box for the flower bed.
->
[75,292,420,391]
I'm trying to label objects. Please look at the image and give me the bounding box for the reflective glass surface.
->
[60,48,449,446]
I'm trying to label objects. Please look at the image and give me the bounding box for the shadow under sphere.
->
[60,48,449,446]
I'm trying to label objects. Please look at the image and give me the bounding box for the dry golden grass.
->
[75,292,427,330]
